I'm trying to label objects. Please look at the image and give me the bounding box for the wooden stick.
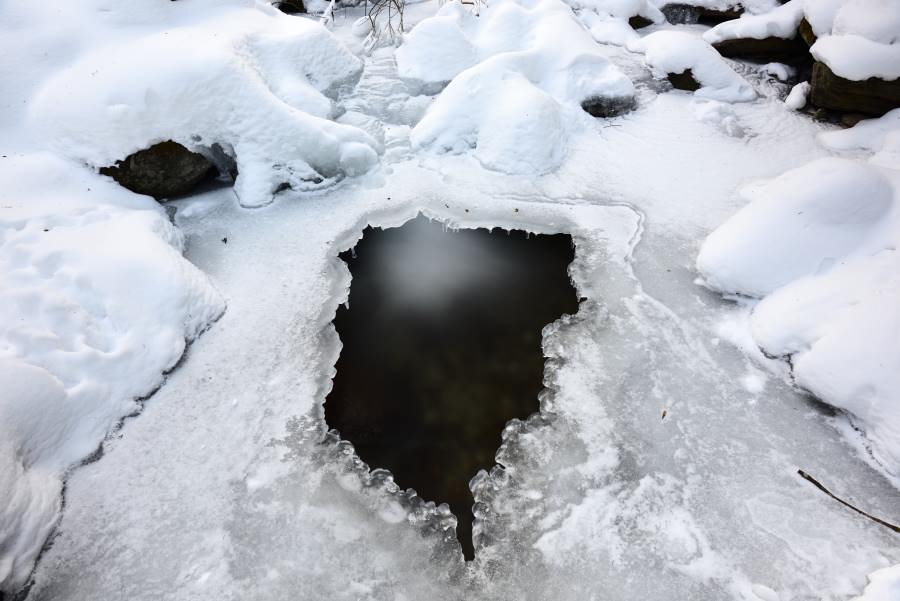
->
[798,469,900,534]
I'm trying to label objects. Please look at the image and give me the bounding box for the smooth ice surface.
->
[3,0,900,598]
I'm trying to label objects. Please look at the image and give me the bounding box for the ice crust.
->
[2,0,900,598]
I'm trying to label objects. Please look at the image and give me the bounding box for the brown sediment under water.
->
[325,216,579,559]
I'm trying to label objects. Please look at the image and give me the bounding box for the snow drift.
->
[397,0,636,174]
[0,153,225,591]
[698,156,900,474]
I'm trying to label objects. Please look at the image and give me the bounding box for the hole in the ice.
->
[325,215,578,560]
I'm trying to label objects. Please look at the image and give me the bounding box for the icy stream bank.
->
[5,1,900,599]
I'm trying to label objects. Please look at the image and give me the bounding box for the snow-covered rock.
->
[698,157,900,474]
[564,0,665,46]
[400,0,635,174]
[28,6,381,208]
[628,31,757,102]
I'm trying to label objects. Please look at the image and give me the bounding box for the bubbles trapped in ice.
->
[325,216,578,558]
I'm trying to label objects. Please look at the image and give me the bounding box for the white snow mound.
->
[0,153,225,591]
[29,9,381,208]
[563,0,665,47]
[698,157,900,473]
[399,0,636,174]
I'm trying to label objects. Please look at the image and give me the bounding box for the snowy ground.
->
[2,0,899,600]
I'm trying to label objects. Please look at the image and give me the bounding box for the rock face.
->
[274,0,305,13]
[667,69,701,92]
[798,17,816,47]
[581,95,637,118]
[661,3,742,25]
[712,35,810,65]
[100,141,216,200]
[809,61,900,117]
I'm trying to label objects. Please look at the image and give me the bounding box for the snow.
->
[400,0,635,174]
[698,157,900,472]
[703,0,805,44]
[29,7,381,208]
[0,152,225,591]
[819,108,900,155]
[628,31,757,102]
[701,0,900,81]
[760,62,795,81]
[649,0,780,13]
[2,0,900,598]
[785,81,810,109]
[563,0,665,46]
[811,34,900,81]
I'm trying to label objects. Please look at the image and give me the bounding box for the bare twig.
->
[798,469,900,534]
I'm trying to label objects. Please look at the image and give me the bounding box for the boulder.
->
[100,141,216,200]
[809,61,900,117]
[712,35,810,65]
[582,95,637,118]
[667,69,701,92]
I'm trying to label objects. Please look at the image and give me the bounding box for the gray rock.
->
[581,95,636,118]
[100,141,216,201]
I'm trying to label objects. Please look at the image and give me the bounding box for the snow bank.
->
[0,153,225,591]
[698,157,900,472]
[820,108,900,169]
[628,31,757,102]
[399,0,635,174]
[29,6,381,208]
[703,0,805,44]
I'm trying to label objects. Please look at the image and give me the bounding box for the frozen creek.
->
[24,7,900,601]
